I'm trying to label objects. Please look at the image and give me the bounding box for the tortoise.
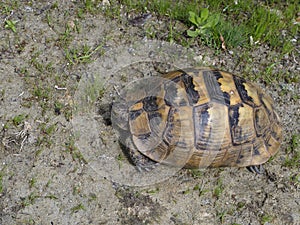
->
[112,68,282,173]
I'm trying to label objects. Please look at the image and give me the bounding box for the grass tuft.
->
[284,134,300,169]
[115,0,298,53]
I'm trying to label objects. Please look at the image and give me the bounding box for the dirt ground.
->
[0,1,299,225]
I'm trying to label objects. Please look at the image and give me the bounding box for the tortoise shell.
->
[113,68,282,170]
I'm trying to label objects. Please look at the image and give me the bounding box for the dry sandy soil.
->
[0,1,299,225]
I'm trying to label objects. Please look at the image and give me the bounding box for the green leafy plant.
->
[213,178,223,198]
[0,170,4,194]
[12,114,26,126]
[284,134,300,168]
[5,20,17,32]
[187,9,220,38]
[65,43,104,65]
[71,203,85,213]
[261,214,273,224]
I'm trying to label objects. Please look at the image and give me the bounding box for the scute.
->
[116,68,282,169]
[230,104,256,145]
[254,106,270,136]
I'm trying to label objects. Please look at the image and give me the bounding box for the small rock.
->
[102,0,110,6]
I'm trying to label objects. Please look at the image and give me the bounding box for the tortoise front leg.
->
[246,164,265,174]
[120,137,158,172]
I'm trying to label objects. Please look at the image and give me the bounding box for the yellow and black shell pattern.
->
[115,68,283,169]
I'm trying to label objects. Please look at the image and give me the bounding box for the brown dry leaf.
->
[220,34,226,50]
